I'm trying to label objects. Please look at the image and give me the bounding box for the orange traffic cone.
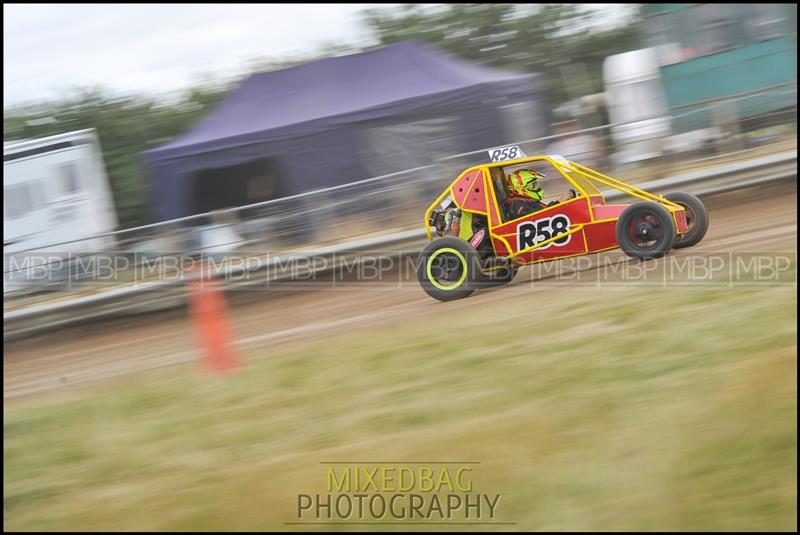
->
[189,269,241,374]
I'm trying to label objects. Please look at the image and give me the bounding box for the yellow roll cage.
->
[424,155,685,262]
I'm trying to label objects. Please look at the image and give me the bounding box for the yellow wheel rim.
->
[426,247,468,291]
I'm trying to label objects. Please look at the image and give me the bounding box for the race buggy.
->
[418,147,709,301]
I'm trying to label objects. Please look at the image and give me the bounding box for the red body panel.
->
[675,209,689,233]
[487,183,503,229]
[583,220,619,251]
[589,195,606,208]
[492,197,593,263]
[491,236,513,257]
[451,169,487,213]
[524,230,588,262]
[492,197,593,237]
[592,204,627,220]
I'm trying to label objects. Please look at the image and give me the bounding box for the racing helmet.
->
[507,168,545,201]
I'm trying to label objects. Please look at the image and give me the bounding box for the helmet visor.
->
[519,171,543,200]
[525,181,544,201]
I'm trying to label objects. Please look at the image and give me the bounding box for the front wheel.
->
[417,237,481,301]
[665,192,708,248]
[616,201,676,260]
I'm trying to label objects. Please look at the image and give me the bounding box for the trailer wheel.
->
[616,201,676,260]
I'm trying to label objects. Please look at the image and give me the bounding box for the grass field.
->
[4,286,797,531]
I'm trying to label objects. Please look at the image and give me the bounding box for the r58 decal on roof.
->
[517,214,571,251]
[488,145,527,163]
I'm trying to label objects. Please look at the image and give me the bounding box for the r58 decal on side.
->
[517,214,571,251]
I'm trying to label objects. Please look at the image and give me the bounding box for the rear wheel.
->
[417,237,481,301]
[616,201,676,260]
[665,192,708,248]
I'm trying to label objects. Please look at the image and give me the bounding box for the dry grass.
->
[4,287,797,531]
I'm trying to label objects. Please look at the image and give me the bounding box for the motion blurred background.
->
[4,3,797,531]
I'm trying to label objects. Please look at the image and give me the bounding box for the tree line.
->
[4,4,641,228]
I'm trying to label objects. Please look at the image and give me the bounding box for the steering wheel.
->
[569,188,578,199]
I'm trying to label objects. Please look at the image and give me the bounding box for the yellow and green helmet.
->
[507,168,545,201]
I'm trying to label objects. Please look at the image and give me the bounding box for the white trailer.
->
[4,129,118,292]
[603,48,672,166]
[603,48,726,166]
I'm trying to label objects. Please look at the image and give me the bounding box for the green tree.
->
[4,84,232,228]
[361,3,641,107]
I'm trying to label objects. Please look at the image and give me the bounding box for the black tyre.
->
[616,201,676,260]
[476,262,519,289]
[665,192,709,248]
[417,237,481,301]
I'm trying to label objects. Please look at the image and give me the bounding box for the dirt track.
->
[4,184,797,401]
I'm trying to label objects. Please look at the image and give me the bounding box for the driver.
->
[503,168,575,220]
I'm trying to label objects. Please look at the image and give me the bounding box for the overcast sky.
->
[4,3,634,110]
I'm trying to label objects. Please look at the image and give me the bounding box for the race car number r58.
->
[517,214,571,251]
[488,145,527,162]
